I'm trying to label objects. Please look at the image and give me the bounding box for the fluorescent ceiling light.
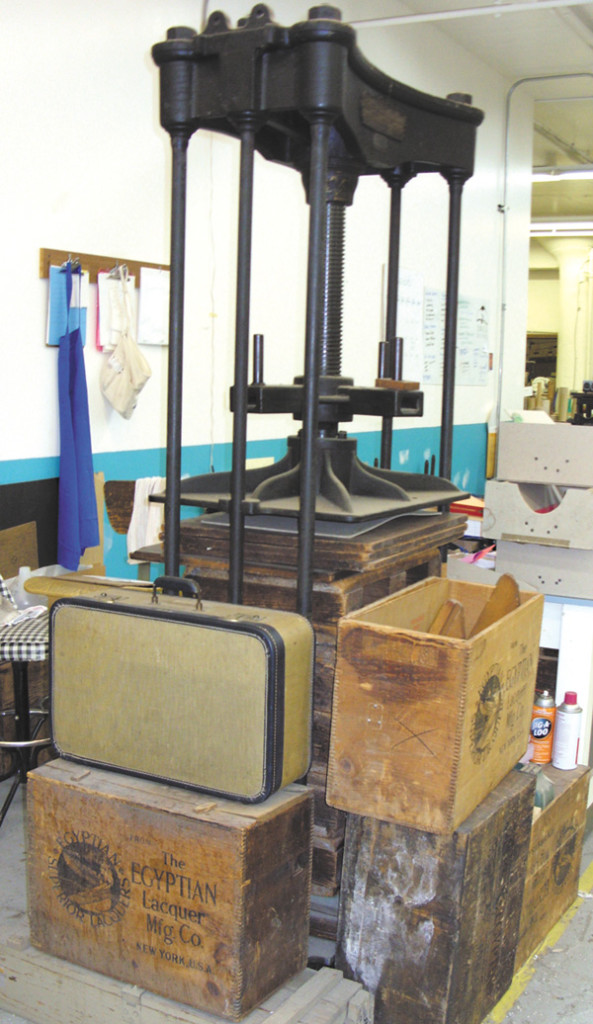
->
[532,167,593,182]
[531,220,593,236]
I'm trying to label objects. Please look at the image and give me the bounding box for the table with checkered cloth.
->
[0,577,49,662]
[0,577,51,826]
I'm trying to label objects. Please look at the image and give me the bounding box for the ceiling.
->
[337,1,593,229]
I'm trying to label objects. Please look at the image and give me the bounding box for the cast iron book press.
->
[151,4,484,618]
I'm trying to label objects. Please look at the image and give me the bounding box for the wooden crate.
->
[515,763,591,969]
[27,760,313,1021]
[336,769,536,1024]
[327,576,544,833]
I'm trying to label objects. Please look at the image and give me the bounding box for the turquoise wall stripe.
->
[1,422,486,578]
[362,422,488,496]
[0,456,60,484]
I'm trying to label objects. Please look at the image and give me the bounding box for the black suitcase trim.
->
[49,596,287,803]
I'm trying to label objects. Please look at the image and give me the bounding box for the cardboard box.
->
[515,764,590,969]
[327,576,544,833]
[483,480,593,548]
[496,540,593,598]
[27,760,312,1021]
[497,422,593,486]
[336,769,536,1024]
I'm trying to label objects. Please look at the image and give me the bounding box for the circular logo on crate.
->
[471,665,503,763]
[48,831,131,928]
[552,824,578,887]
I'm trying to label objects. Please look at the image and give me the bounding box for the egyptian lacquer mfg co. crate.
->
[327,576,544,833]
[27,760,313,1021]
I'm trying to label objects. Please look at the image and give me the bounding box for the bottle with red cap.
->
[551,691,582,770]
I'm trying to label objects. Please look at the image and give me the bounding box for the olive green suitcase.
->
[49,576,314,802]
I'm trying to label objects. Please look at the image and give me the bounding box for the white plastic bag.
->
[100,266,151,419]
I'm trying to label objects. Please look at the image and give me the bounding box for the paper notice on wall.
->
[422,290,489,387]
[397,268,424,382]
[138,267,169,346]
[423,289,445,384]
[456,298,489,386]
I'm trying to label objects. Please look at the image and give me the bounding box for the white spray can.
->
[551,691,582,770]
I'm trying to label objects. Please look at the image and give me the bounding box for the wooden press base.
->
[132,512,466,611]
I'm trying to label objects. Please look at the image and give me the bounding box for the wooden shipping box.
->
[336,769,536,1024]
[327,576,544,833]
[27,760,313,1021]
[515,763,591,969]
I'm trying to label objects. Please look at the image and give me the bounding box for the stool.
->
[0,608,51,827]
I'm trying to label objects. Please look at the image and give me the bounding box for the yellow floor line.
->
[485,856,593,1024]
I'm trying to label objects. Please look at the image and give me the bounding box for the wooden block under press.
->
[336,769,536,1024]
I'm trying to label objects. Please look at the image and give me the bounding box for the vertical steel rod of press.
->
[380,178,404,469]
[439,170,466,481]
[320,202,344,380]
[164,134,190,577]
[385,180,403,353]
[229,123,256,604]
[297,118,332,619]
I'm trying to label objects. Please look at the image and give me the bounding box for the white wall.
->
[0,0,534,468]
[342,17,518,432]
[528,277,560,334]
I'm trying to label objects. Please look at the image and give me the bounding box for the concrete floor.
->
[1,777,592,1024]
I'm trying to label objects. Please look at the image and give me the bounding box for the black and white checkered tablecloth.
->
[0,613,49,662]
[0,576,49,662]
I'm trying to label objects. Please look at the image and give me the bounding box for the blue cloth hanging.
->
[57,261,99,570]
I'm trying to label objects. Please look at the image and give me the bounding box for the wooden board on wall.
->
[0,474,104,573]
[0,480,59,568]
[0,522,39,577]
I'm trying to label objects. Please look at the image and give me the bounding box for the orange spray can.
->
[530,690,556,764]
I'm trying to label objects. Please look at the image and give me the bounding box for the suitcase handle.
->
[152,576,202,610]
